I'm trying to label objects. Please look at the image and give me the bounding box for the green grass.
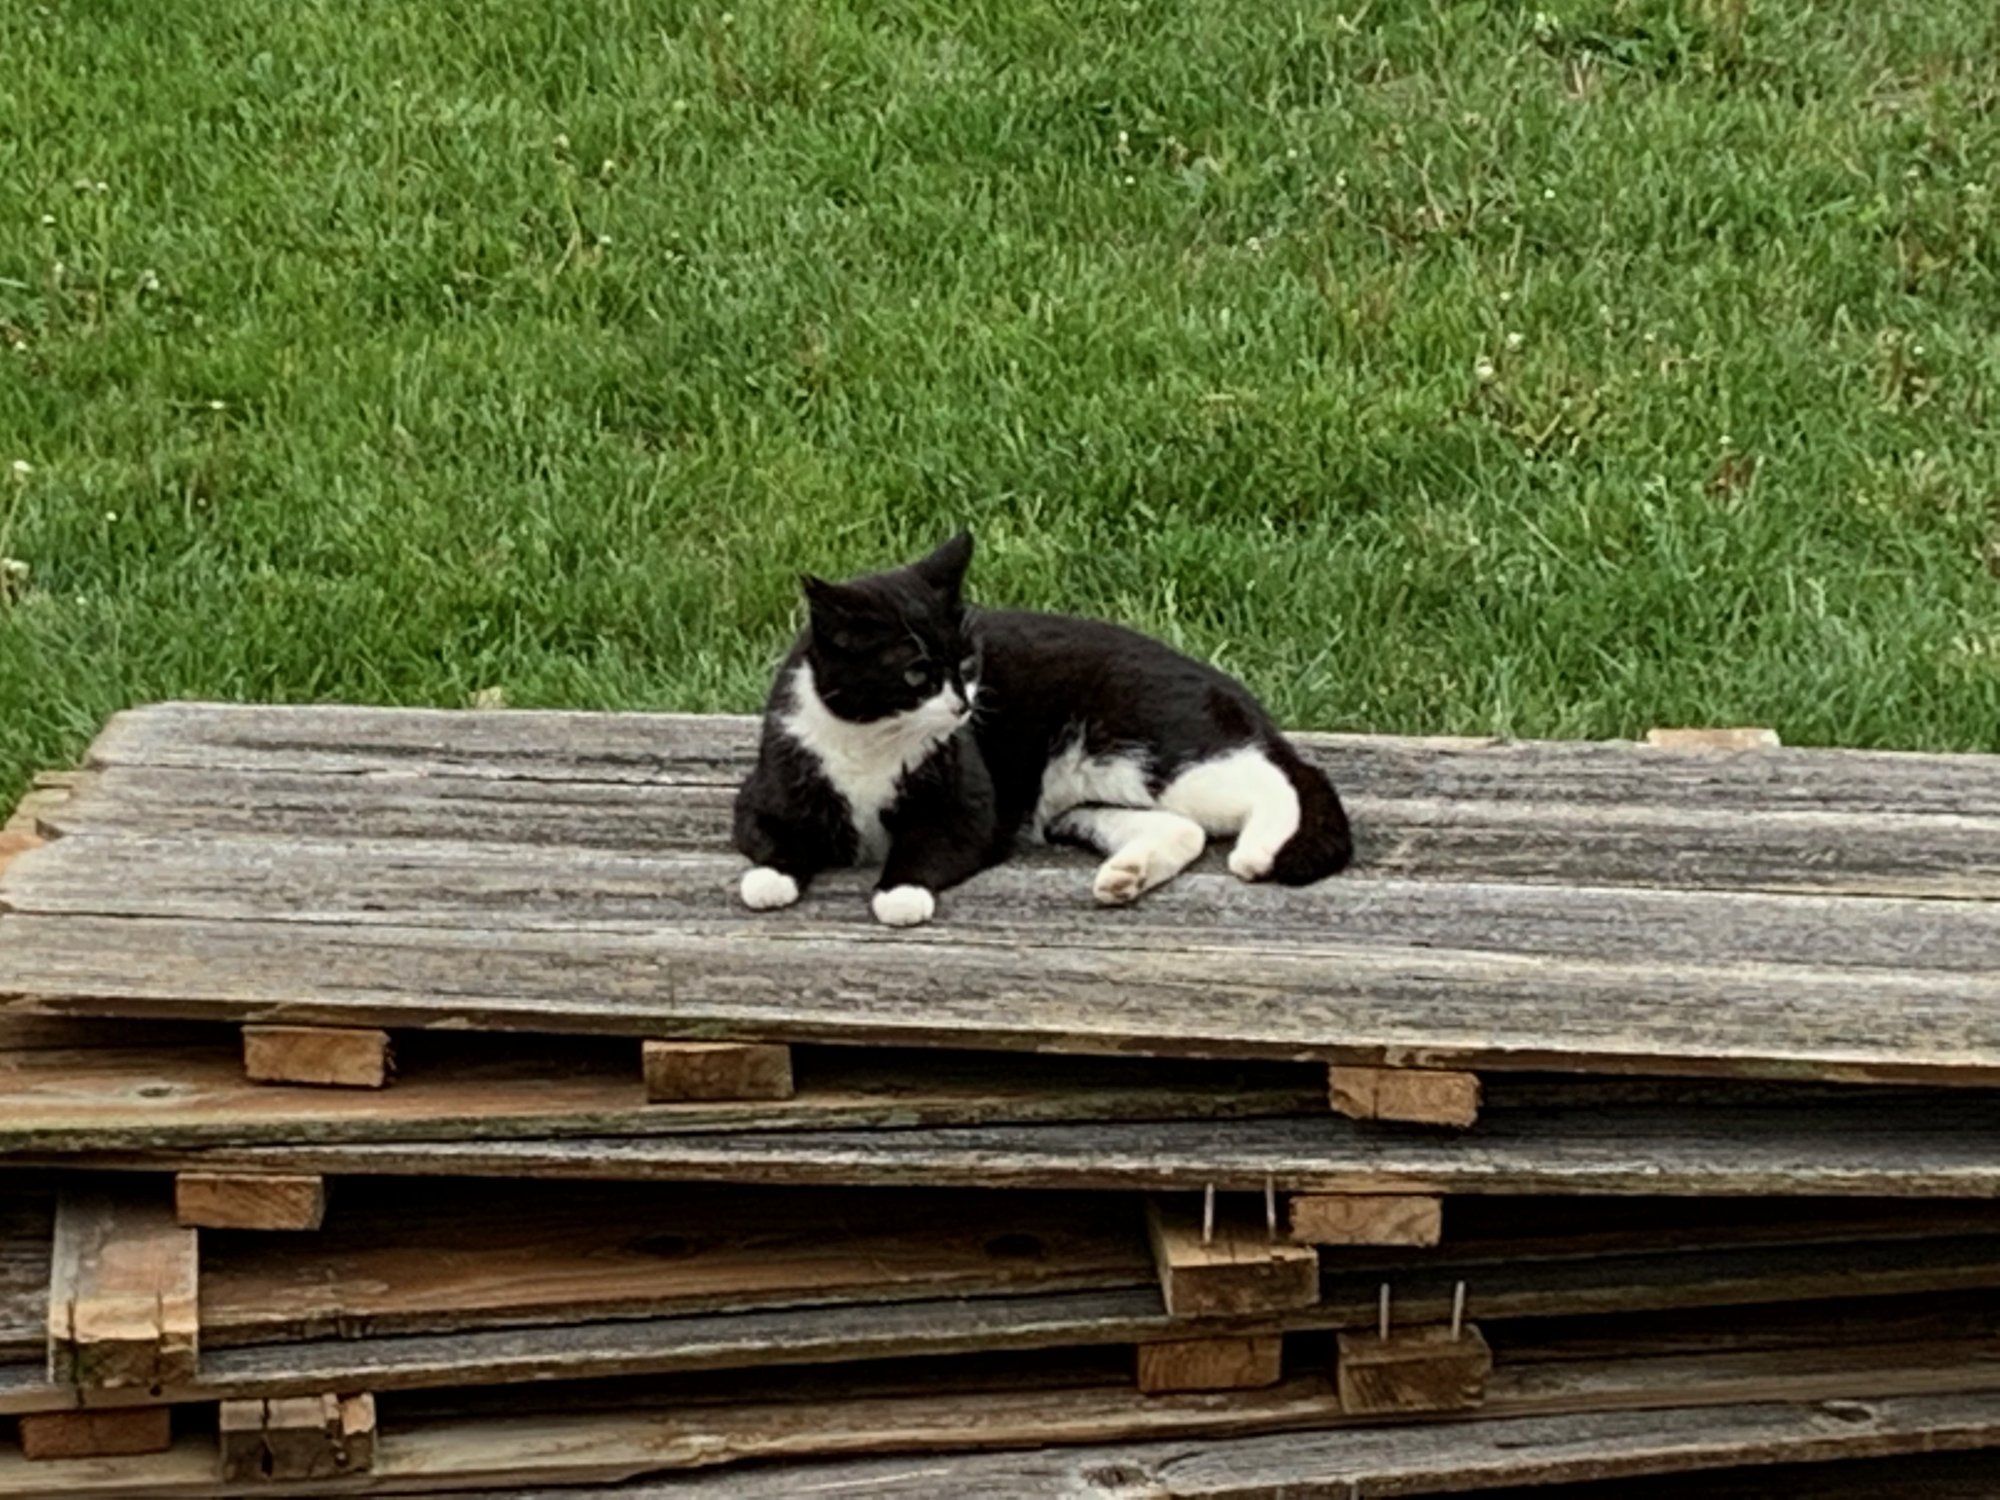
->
[3,0,1998,803]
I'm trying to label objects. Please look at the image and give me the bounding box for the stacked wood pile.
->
[1,703,1999,1497]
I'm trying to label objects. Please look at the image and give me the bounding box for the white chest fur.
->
[779,664,963,864]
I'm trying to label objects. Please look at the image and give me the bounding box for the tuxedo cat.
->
[732,533,1352,927]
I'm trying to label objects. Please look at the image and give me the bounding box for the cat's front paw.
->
[740,866,801,911]
[871,884,936,928]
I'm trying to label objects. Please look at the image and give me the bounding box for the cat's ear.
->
[911,531,973,597]
[801,574,858,620]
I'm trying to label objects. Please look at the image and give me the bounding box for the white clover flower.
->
[10,460,31,478]
[1505,331,1524,351]
[1475,359,1497,383]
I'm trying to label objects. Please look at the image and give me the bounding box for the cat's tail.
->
[1267,745,1355,885]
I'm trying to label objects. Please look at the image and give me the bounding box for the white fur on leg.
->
[1158,747,1301,883]
[871,884,937,927]
[739,866,800,910]
[1051,807,1207,906]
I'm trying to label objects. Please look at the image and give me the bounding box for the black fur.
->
[732,533,1353,909]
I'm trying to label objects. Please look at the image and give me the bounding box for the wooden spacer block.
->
[243,1025,392,1089]
[175,1173,327,1232]
[18,1407,173,1460]
[1337,1324,1493,1415]
[218,1393,375,1482]
[1289,1194,1443,1248]
[1645,726,1780,751]
[48,1188,199,1391]
[642,1040,794,1103]
[1329,1066,1481,1128]
[1136,1335,1284,1394]
[1145,1199,1319,1319]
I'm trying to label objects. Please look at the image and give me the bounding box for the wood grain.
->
[1336,1324,1493,1414]
[0,1037,1317,1154]
[88,1094,2000,1198]
[7,909,2000,1086]
[195,1182,1151,1347]
[19,833,2000,977]
[45,1188,197,1391]
[6,1379,2000,1498]
[1146,1200,1318,1318]
[642,1042,793,1103]
[1137,1336,1284,1394]
[33,761,2000,899]
[1328,1066,1482,1127]
[174,1172,326,1232]
[1288,1195,1443,1248]
[85,704,2000,819]
[242,1025,390,1089]
[16,1407,171,1460]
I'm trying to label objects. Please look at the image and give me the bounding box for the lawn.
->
[2,0,1997,804]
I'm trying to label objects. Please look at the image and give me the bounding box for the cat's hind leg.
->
[1157,748,1302,883]
[1048,806,1207,906]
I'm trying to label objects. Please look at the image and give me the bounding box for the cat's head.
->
[798,532,980,726]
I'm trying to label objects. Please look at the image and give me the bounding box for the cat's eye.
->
[903,668,929,688]
[958,654,978,677]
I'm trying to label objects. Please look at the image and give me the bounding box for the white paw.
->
[1228,844,1277,882]
[871,884,936,927]
[739,866,800,911]
[1093,851,1149,906]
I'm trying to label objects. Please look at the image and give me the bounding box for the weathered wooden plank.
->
[85,702,761,786]
[86,704,2000,820]
[0,1041,1320,1154]
[8,1383,2000,1498]
[20,836,2000,978]
[99,1095,2000,1196]
[2,1214,1995,1415]
[1146,1200,1318,1318]
[16,1407,171,1460]
[5,913,1999,1086]
[642,1041,793,1103]
[35,762,2000,897]
[195,1184,1151,1348]
[242,1024,390,1089]
[45,1189,197,1392]
[1645,727,1780,751]
[173,1172,326,1232]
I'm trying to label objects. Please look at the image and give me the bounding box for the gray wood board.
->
[3,910,1999,1084]
[36,763,2000,897]
[86,703,2000,818]
[7,1231,2000,1411]
[42,1097,2000,1196]
[0,1036,1320,1153]
[48,1391,2000,1500]
[10,836,2000,978]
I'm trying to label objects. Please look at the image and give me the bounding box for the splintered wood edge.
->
[1645,727,1782,751]
[0,770,80,880]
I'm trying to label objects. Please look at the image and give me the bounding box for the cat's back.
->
[972,607,1280,765]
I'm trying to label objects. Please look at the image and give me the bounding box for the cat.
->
[732,532,1353,927]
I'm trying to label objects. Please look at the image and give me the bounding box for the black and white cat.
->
[732,533,1352,927]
